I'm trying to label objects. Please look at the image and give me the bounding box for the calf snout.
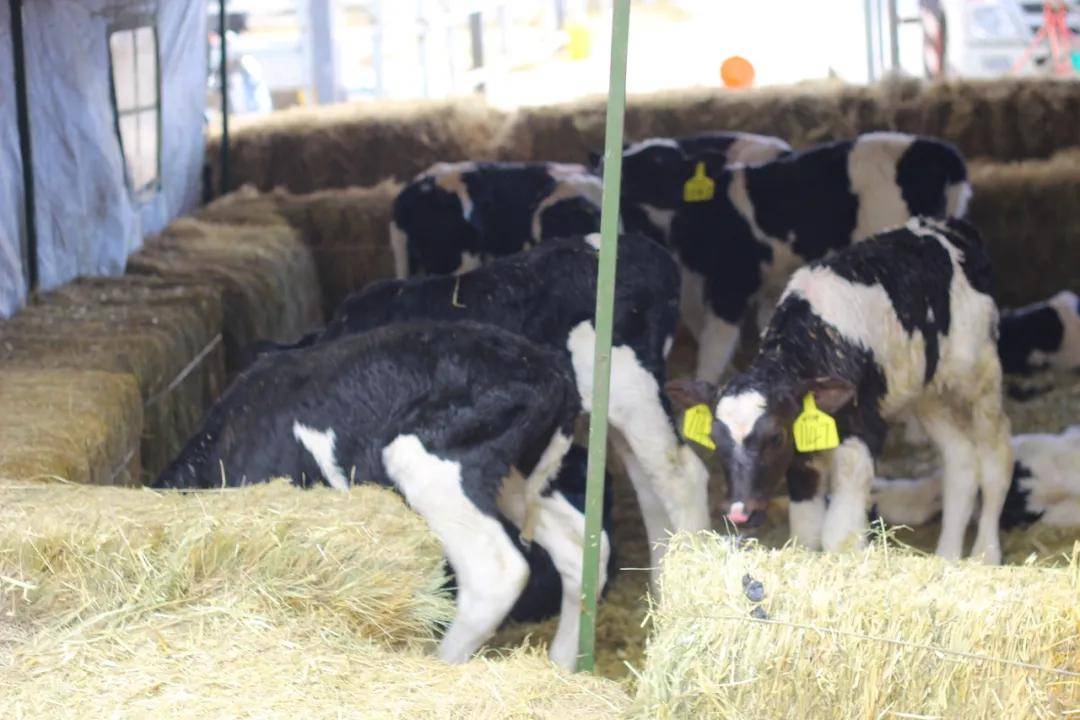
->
[726,498,769,527]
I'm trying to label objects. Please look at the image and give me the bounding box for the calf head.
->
[394,178,481,275]
[666,375,856,527]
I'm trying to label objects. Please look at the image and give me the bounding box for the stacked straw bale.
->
[633,533,1080,719]
[496,78,1080,164]
[127,218,323,371]
[199,182,401,314]
[969,148,1080,307]
[0,480,631,718]
[0,369,142,485]
[206,99,505,194]
[0,277,224,480]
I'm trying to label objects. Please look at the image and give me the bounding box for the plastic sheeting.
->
[0,0,206,318]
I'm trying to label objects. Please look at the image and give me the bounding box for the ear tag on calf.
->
[793,394,840,453]
[683,162,715,203]
[682,404,716,450]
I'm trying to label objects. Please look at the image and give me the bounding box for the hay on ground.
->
[199,182,402,314]
[632,533,1080,719]
[0,369,141,485]
[497,77,1080,164]
[128,219,323,371]
[206,99,506,194]
[969,148,1080,307]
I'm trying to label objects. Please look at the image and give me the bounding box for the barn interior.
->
[2,1,1079,717]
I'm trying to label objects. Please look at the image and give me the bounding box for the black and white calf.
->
[997,290,1080,375]
[667,217,1012,562]
[390,161,602,277]
[872,425,1080,530]
[154,321,596,669]
[592,132,792,244]
[668,131,970,383]
[274,233,710,589]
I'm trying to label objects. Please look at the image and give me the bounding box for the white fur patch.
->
[847,132,913,244]
[1048,290,1080,371]
[584,232,602,250]
[389,220,409,279]
[716,390,767,445]
[623,137,679,157]
[455,252,482,275]
[292,422,349,491]
[947,182,972,218]
[640,204,677,240]
[727,133,792,166]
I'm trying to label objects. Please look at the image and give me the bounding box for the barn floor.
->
[488,331,1080,684]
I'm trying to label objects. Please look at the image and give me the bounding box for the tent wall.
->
[0,0,206,317]
[0,2,27,317]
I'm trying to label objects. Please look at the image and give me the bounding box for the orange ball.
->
[721,55,755,89]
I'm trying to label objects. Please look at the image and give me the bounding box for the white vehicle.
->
[920,0,1080,77]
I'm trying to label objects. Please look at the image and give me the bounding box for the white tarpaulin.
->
[0,0,206,317]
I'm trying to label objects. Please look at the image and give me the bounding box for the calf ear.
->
[665,378,716,411]
[802,377,857,414]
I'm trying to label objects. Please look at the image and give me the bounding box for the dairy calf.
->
[872,425,1080,530]
[997,290,1080,375]
[155,321,593,668]
[667,217,1011,562]
[390,161,602,277]
[668,131,970,382]
[265,233,709,589]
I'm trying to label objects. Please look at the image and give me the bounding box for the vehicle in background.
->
[920,0,1080,77]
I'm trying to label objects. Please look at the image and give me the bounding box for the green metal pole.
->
[577,0,630,674]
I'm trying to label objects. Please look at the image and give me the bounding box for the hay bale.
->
[199,182,402,314]
[0,278,226,478]
[496,78,1080,164]
[128,219,323,370]
[969,149,1080,307]
[0,369,141,485]
[206,99,506,193]
[633,533,1080,719]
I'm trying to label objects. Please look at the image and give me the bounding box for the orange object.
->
[721,55,755,89]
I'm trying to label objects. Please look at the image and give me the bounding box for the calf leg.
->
[532,489,610,670]
[917,400,979,561]
[696,313,742,384]
[519,431,573,545]
[788,456,828,551]
[821,437,874,553]
[383,434,529,664]
[969,373,1012,564]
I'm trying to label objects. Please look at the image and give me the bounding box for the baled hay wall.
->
[0,277,226,478]
[199,182,401,314]
[128,219,323,371]
[207,99,506,194]
[497,78,1080,164]
[969,148,1080,307]
[0,369,141,485]
[633,533,1080,719]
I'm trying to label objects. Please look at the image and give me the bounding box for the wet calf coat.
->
[155,321,594,668]
[390,161,602,277]
[270,233,711,590]
[668,218,1011,562]
[665,131,970,383]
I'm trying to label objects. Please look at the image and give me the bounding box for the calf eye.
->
[768,432,784,448]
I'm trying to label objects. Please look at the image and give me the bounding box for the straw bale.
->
[968,148,1080,307]
[206,99,506,194]
[0,279,226,478]
[495,77,1080,164]
[199,182,402,314]
[0,369,141,485]
[632,533,1080,719]
[128,219,323,371]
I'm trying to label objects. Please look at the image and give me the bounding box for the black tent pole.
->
[10,0,38,291]
[218,0,229,196]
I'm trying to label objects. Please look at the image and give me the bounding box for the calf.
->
[390,161,602,278]
[668,131,970,383]
[154,321,595,669]
[667,217,1011,562]
[997,290,1080,375]
[592,131,792,244]
[266,233,710,589]
[872,425,1080,530]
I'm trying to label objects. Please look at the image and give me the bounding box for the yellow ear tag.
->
[683,162,715,203]
[682,404,716,450]
[793,394,840,453]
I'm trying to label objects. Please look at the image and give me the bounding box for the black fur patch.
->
[786,457,821,502]
[539,196,603,240]
[999,304,1065,375]
[1000,461,1044,530]
[895,137,967,217]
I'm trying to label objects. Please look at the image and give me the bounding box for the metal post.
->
[9,0,37,290]
[309,0,340,103]
[864,0,877,82]
[577,0,629,674]
[218,0,229,195]
[887,0,900,72]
